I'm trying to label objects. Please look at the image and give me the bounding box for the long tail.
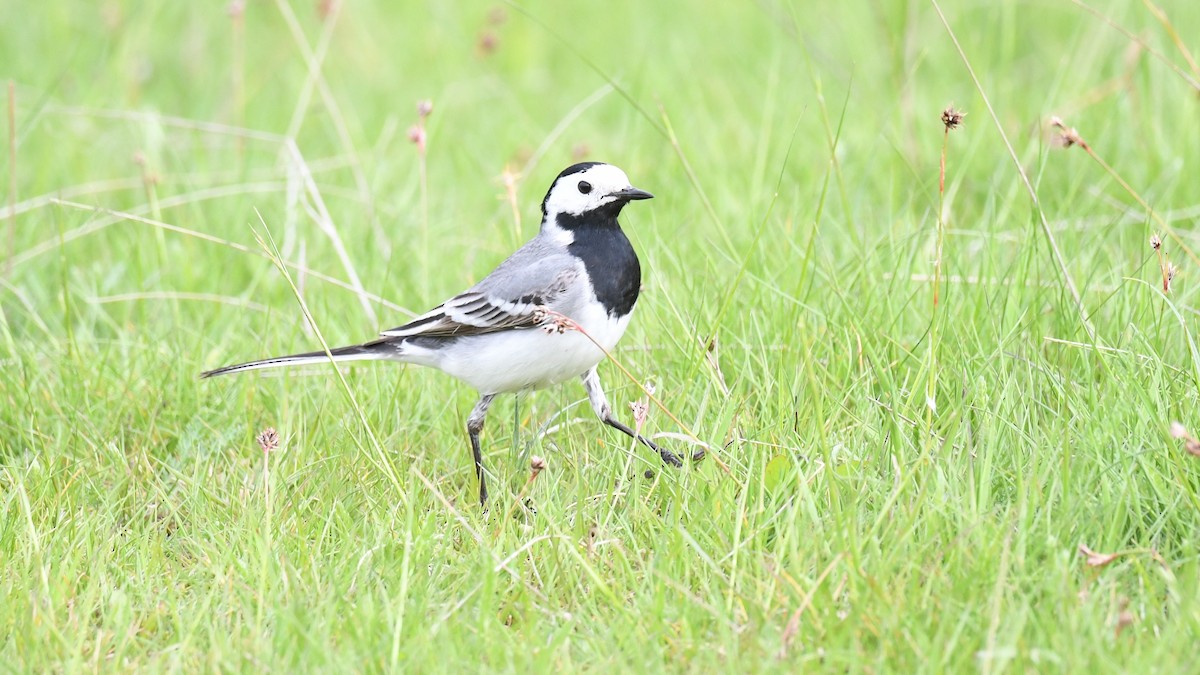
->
[200,342,392,378]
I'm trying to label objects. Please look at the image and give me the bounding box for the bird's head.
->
[540,162,653,227]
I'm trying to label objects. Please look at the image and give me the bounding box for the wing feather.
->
[380,261,579,339]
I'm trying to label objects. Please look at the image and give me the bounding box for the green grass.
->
[3,0,1200,670]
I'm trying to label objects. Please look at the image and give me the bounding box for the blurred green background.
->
[3,0,1200,671]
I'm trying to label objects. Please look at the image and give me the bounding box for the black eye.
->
[577,181,592,194]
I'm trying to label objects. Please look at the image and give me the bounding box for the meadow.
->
[3,0,1200,671]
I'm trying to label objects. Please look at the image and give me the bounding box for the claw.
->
[659,447,683,468]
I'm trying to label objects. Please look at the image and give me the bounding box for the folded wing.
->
[380,251,581,339]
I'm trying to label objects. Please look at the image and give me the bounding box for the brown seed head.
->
[530,455,547,476]
[407,125,426,154]
[630,400,649,428]
[501,167,518,189]
[1168,421,1200,456]
[256,427,280,453]
[1049,115,1086,150]
[941,106,965,131]
[1150,234,1162,250]
[477,31,498,55]
[317,0,339,21]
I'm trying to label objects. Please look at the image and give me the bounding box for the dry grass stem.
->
[1078,543,1120,567]
[1050,113,1200,281]
[935,105,963,306]
[39,199,413,315]
[228,1,246,154]
[932,1,1095,340]
[501,165,521,235]
[497,455,549,530]
[6,80,14,278]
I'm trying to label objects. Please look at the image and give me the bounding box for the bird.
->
[202,161,688,505]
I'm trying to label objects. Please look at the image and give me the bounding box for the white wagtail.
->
[203,162,689,504]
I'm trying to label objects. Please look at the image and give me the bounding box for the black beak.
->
[611,186,654,201]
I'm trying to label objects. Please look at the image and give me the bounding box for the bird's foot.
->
[657,446,705,466]
[659,446,684,468]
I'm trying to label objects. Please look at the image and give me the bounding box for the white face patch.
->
[542,164,639,218]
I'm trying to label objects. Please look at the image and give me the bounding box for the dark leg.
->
[580,368,685,467]
[467,394,496,506]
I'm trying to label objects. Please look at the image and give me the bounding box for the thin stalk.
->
[230,0,246,157]
[252,211,405,502]
[6,81,14,278]
[928,118,953,437]
[931,0,1096,342]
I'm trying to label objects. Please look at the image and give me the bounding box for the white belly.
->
[408,307,632,394]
